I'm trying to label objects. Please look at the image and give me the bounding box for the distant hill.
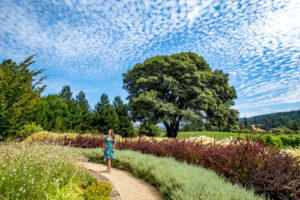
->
[239,110,300,130]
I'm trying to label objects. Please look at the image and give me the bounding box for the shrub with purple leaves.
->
[33,133,300,199]
[117,137,300,200]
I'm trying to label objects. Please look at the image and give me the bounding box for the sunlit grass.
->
[0,142,96,200]
[176,131,250,140]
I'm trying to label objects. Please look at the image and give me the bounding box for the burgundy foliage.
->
[54,135,300,199]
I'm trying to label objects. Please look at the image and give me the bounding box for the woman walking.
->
[102,129,117,174]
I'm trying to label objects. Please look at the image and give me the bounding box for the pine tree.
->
[59,85,79,130]
[34,95,70,132]
[75,91,92,132]
[243,117,248,128]
[93,93,119,133]
[113,96,134,137]
[59,86,72,101]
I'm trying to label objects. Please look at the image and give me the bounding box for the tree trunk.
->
[163,116,182,138]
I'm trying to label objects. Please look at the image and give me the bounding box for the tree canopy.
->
[123,52,238,137]
[113,96,134,137]
[93,93,119,133]
[0,56,46,138]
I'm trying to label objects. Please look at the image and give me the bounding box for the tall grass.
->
[82,149,264,200]
[0,142,96,200]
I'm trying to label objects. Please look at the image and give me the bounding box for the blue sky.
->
[0,0,299,117]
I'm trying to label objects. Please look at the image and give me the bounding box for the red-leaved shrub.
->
[49,135,300,199]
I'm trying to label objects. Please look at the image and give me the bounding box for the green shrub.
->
[271,127,295,134]
[0,142,96,200]
[16,123,43,139]
[250,134,300,148]
[83,182,112,200]
[139,121,161,137]
[82,149,263,200]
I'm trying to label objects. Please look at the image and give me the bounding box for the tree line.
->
[241,110,300,134]
[1,52,240,139]
[0,56,134,139]
[34,86,134,136]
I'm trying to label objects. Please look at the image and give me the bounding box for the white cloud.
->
[0,0,299,112]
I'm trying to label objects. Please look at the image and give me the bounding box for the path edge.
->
[86,168,121,200]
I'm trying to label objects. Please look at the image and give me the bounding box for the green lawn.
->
[160,131,250,140]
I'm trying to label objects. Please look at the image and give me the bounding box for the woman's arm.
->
[102,141,105,152]
[112,137,116,152]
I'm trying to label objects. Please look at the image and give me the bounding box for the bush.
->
[116,137,300,199]
[16,123,43,139]
[139,121,161,137]
[271,127,295,134]
[250,134,300,148]
[82,149,263,200]
[27,132,300,199]
[83,182,112,200]
[0,142,96,199]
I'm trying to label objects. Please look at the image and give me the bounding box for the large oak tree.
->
[123,52,238,137]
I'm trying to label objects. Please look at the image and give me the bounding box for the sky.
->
[0,0,299,118]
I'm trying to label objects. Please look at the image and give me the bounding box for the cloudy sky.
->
[1,0,299,117]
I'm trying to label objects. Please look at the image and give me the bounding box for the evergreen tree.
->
[113,96,134,137]
[59,86,72,101]
[75,91,92,131]
[93,93,119,133]
[34,95,70,132]
[0,56,46,139]
[243,117,249,128]
[139,120,161,137]
[254,117,258,128]
[59,85,78,130]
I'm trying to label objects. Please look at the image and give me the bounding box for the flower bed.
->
[82,149,263,200]
[0,142,111,200]
[26,132,300,199]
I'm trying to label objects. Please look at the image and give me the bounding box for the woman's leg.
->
[108,158,111,172]
[106,159,109,172]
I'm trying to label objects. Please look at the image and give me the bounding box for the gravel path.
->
[80,162,163,200]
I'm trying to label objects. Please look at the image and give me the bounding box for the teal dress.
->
[103,135,116,162]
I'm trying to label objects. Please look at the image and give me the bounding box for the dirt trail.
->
[80,162,163,200]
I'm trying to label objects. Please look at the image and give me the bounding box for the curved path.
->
[80,162,163,200]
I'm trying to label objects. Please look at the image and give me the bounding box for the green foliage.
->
[59,85,80,131]
[34,95,70,132]
[248,134,300,148]
[82,149,263,200]
[243,117,249,128]
[74,91,93,132]
[113,96,134,137]
[83,182,112,200]
[139,120,161,137]
[16,123,43,139]
[271,126,295,134]
[123,52,238,137]
[59,85,73,101]
[245,110,300,131]
[93,93,119,133]
[0,56,46,139]
[0,142,96,200]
